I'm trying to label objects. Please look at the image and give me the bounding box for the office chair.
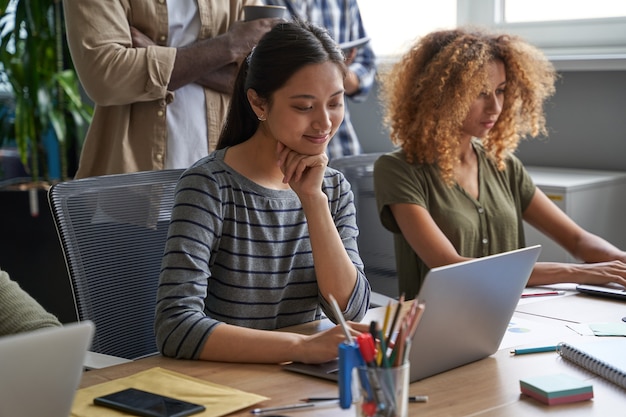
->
[330,153,398,303]
[48,169,184,362]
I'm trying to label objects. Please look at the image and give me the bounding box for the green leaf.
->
[0,0,92,181]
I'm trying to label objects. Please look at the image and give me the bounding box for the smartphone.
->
[93,388,205,417]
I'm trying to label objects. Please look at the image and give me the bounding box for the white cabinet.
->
[524,166,626,263]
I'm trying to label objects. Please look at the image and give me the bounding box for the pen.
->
[409,395,429,403]
[250,399,338,414]
[510,345,558,355]
[301,397,340,402]
[302,396,429,403]
[356,332,388,412]
[371,320,383,366]
[521,291,564,298]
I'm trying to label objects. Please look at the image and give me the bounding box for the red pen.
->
[521,291,564,298]
[356,333,387,416]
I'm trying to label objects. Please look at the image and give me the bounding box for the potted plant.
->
[0,0,92,185]
[0,0,93,323]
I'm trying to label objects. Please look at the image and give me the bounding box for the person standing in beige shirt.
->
[63,0,278,178]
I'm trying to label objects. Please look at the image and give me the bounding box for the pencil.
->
[382,300,392,336]
[406,301,426,340]
[385,294,404,349]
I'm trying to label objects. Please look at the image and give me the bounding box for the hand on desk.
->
[294,321,370,364]
[198,320,370,364]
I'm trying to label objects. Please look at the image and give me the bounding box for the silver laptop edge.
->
[0,321,94,417]
[408,245,541,381]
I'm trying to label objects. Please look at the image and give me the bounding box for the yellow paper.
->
[72,367,268,417]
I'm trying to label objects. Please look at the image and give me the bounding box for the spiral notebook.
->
[557,338,626,390]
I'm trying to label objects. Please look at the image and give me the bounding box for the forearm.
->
[344,70,360,95]
[344,48,376,100]
[193,63,238,95]
[569,230,626,263]
[169,18,277,91]
[169,35,237,91]
[527,262,583,286]
[301,193,358,310]
[526,233,626,287]
[199,324,305,363]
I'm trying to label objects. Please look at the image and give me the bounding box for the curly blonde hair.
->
[379,27,557,185]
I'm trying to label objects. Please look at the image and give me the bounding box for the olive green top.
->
[374,140,536,299]
[0,269,61,336]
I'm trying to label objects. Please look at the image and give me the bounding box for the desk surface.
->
[78,292,625,416]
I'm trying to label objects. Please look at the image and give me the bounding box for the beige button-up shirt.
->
[64,0,260,178]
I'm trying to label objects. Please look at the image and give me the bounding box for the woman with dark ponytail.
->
[155,20,371,363]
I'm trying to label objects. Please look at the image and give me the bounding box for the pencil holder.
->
[352,361,410,417]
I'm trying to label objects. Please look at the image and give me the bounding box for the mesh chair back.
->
[48,169,184,360]
[330,154,398,298]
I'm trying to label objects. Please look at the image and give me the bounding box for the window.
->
[503,0,626,23]
[358,0,626,70]
[458,0,626,70]
[358,0,457,64]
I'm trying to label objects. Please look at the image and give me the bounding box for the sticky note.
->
[520,373,593,405]
[588,322,626,336]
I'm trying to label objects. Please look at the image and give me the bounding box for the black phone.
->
[93,388,206,417]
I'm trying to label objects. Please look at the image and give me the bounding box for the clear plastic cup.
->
[353,361,410,417]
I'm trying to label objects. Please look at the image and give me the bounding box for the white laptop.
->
[283,246,541,382]
[0,321,94,417]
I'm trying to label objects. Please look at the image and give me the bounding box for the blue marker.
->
[329,294,362,409]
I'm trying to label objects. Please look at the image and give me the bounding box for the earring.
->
[257,114,266,121]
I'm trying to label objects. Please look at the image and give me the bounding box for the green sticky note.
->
[588,322,626,337]
[520,373,593,405]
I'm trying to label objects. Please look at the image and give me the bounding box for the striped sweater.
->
[155,148,370,359]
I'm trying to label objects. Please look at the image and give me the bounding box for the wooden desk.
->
[79,295,625,416]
